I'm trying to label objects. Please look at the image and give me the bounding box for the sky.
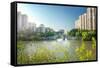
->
[17,3,87,31]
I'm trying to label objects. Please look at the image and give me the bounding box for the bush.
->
[67,29,96,41]
[75,41,94,61]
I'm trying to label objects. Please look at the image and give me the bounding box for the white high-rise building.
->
[32,23,36,32]
[79,15,82,30]
[27,23,36,32]
[83,13,87,30]
[81,14,85,30]
[17,12,22,32]
[75,19,80,29]
[87,8,96,30]
[75,7,96,30]
[37,24,45,33]
[17,12,28,31]
[40,24,45,33]
[92,8,96,30]
[21,14,28,30]
[87,8,92,30]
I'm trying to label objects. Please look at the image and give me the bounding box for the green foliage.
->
[46,32,55,37]
[82,32,89,41]
[17,41,29,64]
[76,31,81,37]
[67,29,96,41]
[17,41,25,51]
[29,47,51,63]
[67,29,78,37]
[75,41,96,61]
[30,43,69,63]
[82,31,96,41]
[18,31,56,41]
[92,37,96,49]
[17,52,29,64]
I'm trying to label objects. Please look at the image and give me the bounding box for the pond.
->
[17,39,96,64]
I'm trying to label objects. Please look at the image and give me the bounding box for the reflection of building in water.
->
[75,8,96,30]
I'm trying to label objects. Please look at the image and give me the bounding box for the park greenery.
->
[17,30,63,41]
[18,28,96,41]
[67,29,96,41]
[75,37,96,61]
